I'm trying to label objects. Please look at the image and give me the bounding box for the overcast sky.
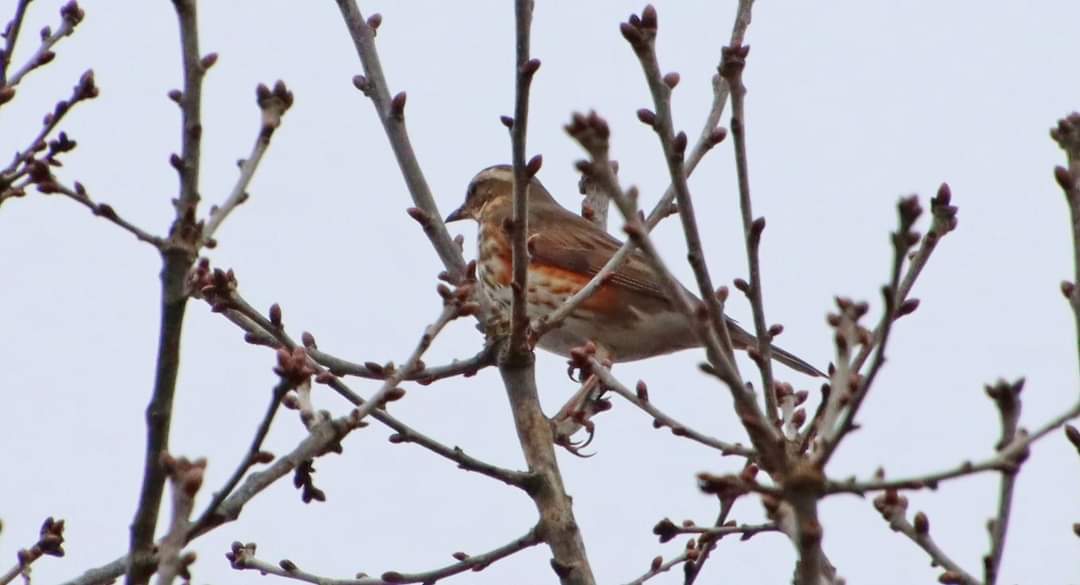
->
[3,1,1079,584]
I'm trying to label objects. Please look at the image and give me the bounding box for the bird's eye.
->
[466,184,477,201]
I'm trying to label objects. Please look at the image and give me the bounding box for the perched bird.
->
[445,164,823,377]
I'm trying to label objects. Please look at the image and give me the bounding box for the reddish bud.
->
[636,108,656,126]
[662,72,680,89]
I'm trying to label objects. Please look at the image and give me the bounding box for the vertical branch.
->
[982,379,1023,585]
[125,1,207,583]
[1051,113,1080,376]
[508,0,538,356]
[499,3,594,584]
[335,0,467,283]
[719,45,778,423]
[0,0,31,85]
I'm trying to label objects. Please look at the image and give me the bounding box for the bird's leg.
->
[552,344,613,456]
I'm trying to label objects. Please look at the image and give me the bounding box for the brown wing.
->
[528,205,671,302]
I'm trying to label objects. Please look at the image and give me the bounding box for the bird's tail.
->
[724,317,826,378]
[769,344,827,378]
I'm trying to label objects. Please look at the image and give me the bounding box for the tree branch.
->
[201,80,293,247]
[334,0,466,282]
[226,525,541,585]
[125,1,207,582]
[1050,113,1080,377]
[587,357,755,457]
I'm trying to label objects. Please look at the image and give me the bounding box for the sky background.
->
[3,1,1079,584]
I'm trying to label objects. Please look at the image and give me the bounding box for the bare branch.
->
[125,1,208,582]
[201,80,293,247]
[625,6,747,409]
[334,0,466,282]
[3,1,83,89]
[156,455,204,585]
[1050,113,1080,376]
[53,182,164,248]
[717,43,778,421]
[588,358,755,457]
[873,492,979,585]
[566,110,784,469]
[0,0,32,87]
[0,518,66,585]
[187,380,290,537]
[185,266,528,488]
[507,0,539,356]
[307,345,495,385]
[226,525,541,585]
[532,0,754,340]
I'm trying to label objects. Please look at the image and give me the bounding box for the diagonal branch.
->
[624,6,745,400]
[587,357,755,457]
[335,0,466,283]
[532,0,755,340]
[201,81,293,246]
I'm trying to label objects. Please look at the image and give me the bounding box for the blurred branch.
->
[1051,112,1080,374]
[1,69,97,187]
[156,455,205,585]
[201,81,293,247]
[126,0,208,582]
[0,518,66,585]
[335,0,466,282]
[849,184,957,373]
[1,1,83,89]
[587,357,755,457]
[0,0,32,87]
[226,525,541,585]
[307,344,495,384]
[52,182,164,247]
[813,188,957,465]
[982,379,1023,585]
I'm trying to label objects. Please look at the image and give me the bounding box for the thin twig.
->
[53,183,164,247]
[125,1,206,583]
[307,345,495,384]
[1050,113,1080,378]
[0,0,32,86]
[0,518,65,585]
[2,68,97,180]
[718,44,779,423]
[334,0,466,282]
[198,280,528,488]
[187,380,290,538]
[156,456,205,585]
[588,358,755,457]
[532,0,754,340]
[4,1,83,88]
[201,81,292,246]
[626,6,746,403]
[227,525,542,585]
[876,499,979,585]
[566,110,785,468]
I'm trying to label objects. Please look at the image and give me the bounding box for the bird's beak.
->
[445,204,467,223]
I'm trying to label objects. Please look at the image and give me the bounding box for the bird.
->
[444,164,824,377]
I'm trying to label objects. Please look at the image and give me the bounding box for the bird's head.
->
[445,164,556,223]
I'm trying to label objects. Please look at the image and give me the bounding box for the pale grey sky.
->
[3,1,1079,584]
